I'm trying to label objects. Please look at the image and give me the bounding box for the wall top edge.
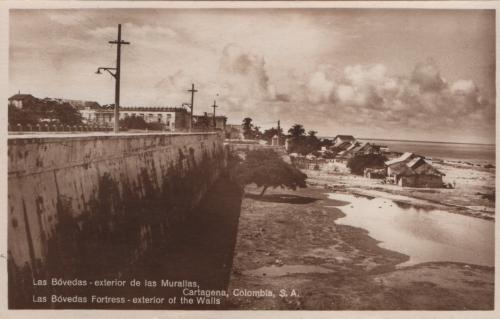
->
[7,132,220,144]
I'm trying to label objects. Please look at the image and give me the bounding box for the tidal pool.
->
[328,193,494,267]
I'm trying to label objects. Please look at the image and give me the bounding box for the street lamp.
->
[95,67,117,76]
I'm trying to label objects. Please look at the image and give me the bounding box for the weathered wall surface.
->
[7,132,226,308]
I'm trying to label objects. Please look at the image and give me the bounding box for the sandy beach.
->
[226,164,495,309]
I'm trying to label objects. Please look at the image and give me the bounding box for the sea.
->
[345,138,495,165]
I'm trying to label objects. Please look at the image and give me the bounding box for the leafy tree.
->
[347,154,387,175]
[242,117,254,139]
[120,116,165,131]
[307,130,317,138]
[146,122,164,131]
[8,100,83,126]
[288,124,305,139]
[194,114,212,130]
[253,125,263,140]
[305,130,321,153]
[235,149,307,196]
[119,115,148,130]
[51,102,83,125]
[262,127,284,144]
[8,105,39,125]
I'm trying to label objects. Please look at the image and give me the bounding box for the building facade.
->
[84,106,190,131]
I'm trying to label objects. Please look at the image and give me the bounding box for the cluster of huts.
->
[325,135,387,161]
[292,135,446,189]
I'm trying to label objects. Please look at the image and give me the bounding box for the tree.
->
[194,114,211,131]
[8,100,83,126]
[347,154,387,175]
[8,105,39,125]
[305,130,320,153]
[51,102,83,125]
[288,124,305,139]
[262,127,284,144]
[119,115,148,130]
[235,149,307,196]
[242,117,254,139]
[253,125,262,140]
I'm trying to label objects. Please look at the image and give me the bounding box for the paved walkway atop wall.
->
[8,131,219,140]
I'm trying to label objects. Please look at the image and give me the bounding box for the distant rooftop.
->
[385,152,415,166]
[9,94,35,100]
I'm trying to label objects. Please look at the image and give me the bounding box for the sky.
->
[9,9,496,144]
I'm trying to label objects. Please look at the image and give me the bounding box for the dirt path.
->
[226,185,494,310]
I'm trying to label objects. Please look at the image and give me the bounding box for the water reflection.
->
[328,193,494,267]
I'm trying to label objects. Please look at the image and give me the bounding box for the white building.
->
[89,106,190,131]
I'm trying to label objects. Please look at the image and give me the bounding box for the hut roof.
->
[385,152,414,166]
[390,156,445,177]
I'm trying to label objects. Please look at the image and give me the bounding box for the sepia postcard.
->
[0,1,498,318]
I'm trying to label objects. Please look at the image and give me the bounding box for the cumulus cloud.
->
[410,60,447,92]
[296,61,493,131]
[306,71,335,104]
[219,44,277,100]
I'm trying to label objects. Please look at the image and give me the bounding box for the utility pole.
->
[211,100,218,129]
[277,120,281,145]
[95,24,130,133]
[187,83,197,132]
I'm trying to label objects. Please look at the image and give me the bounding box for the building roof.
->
[9,94,35,101]
[345,142,359,151]
[121,106,188,113]
[334,141,353,151]
[350,142,366,154]
[385,152,414,166]
[389,162,415,176]
[389,156,445,177]
[406,157,425,169]
[42,98,101,109]
[92,105,189,113]
[408,158,445,176]
[334,135,355,140]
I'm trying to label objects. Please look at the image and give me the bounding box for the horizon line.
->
[357,137,495,146]
[318,136,495,146]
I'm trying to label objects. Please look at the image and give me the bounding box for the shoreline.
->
[227,184,494,310]
[305,158,496,221]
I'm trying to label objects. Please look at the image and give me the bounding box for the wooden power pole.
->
[109,24,130,133]
[277,120,281,145]
[96,24,130,133]
[187,83,197,132]
[211,100,218,129]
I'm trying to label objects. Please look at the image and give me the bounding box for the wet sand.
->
[226,185,494,310]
